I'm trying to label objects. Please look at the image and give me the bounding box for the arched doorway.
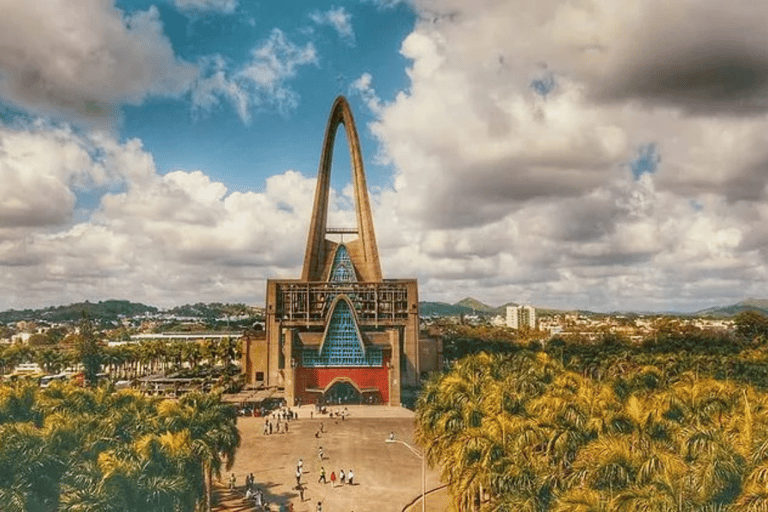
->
[324,380,361,405]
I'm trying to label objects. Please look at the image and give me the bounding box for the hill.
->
[695,299,768,318]
[0,300,158,324]
[454,297,496,314]
[420,301,477,317]
[421,298,521,318]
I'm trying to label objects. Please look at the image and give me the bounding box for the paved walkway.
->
[213,405,445,512]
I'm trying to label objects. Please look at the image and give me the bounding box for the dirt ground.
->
[212,404,446,512]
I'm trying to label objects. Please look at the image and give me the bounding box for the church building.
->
[241,96,440,406]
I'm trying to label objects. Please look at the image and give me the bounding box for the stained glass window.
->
[302,299,381,367]
[329,244,356,283]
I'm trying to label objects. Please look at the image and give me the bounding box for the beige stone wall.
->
[241,329,267,387]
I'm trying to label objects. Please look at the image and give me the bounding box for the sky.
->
[2,0,768,313]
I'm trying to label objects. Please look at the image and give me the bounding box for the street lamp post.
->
[386,434,426,512]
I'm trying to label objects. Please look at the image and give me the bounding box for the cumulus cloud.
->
[0,0,197,124]
[0,123,107,228]
[358,0,768,311]
[0,120,377,310]
[309,6,355,45]
[174,0,238,14]
[192,29,317,123]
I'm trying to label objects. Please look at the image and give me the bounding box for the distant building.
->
[506,305,536,329]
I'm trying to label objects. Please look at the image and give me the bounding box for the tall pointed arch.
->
[301,96,382,282]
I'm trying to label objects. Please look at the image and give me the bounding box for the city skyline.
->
[3,0,768,313]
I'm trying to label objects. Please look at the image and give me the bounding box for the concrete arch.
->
[302,96,382,282]
[322,376,364,395]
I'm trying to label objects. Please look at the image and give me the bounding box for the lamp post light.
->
[385,434,426,512]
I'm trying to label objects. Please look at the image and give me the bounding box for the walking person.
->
[318,466,326,483]
[228,473,236,490]
[297,458,303,474]
[330,470,336,488]
[348,468,354,485]
[318,446,323,461]
[339,469,345,485]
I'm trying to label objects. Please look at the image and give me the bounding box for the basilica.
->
[241,97,441,406]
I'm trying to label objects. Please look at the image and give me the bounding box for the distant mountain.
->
[420,301,476,317]
[0,300,158,324]
[695,299,768,318]
[493,302,518,316]
[421,298,514,318]
[455,297,496,314]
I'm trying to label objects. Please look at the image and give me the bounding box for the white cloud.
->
[0,122,109,228]
[192,29,318,123]
[174,0,238,14]
[309,6,356,45]
[350,73,384,116]
[0,0,197,124]
[358,0,768,311]
[0,121,372,310]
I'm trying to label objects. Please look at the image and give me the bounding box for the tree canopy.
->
[417,351,768,512]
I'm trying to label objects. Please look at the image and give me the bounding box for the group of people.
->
[263,417,289,435]
[317,465,355,487]
[228,472,267,510]
[262,407,298,436]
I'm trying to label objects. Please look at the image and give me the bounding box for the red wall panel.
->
[295,366,389,404]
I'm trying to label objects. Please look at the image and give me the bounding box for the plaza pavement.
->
[213,404,448,512]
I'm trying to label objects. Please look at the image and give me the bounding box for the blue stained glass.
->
[330,244,356,283]
[302,299,381,367]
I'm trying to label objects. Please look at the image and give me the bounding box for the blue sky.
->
[118,0,415,194]
[3,0,768,313]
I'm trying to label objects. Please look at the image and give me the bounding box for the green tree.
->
[735,311,768,343]
[74,316,103,387]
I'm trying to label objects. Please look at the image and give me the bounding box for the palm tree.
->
[158,392,240,512]
[0,422,65,511]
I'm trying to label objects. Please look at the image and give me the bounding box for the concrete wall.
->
[241,329,267,387]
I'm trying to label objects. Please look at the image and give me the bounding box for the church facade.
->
[242,96,440,406]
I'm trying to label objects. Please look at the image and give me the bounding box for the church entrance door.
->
[324,381,361,405]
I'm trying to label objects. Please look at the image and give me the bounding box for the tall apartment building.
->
[506,305,536,329]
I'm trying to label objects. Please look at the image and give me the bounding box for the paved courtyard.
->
[213,404,447,512]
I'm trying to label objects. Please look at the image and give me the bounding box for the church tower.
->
[302,96,382,283]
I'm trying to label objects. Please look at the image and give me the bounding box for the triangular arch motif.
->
[302,96,382,283]
[302,298,381,367]
[329,244,357,283]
